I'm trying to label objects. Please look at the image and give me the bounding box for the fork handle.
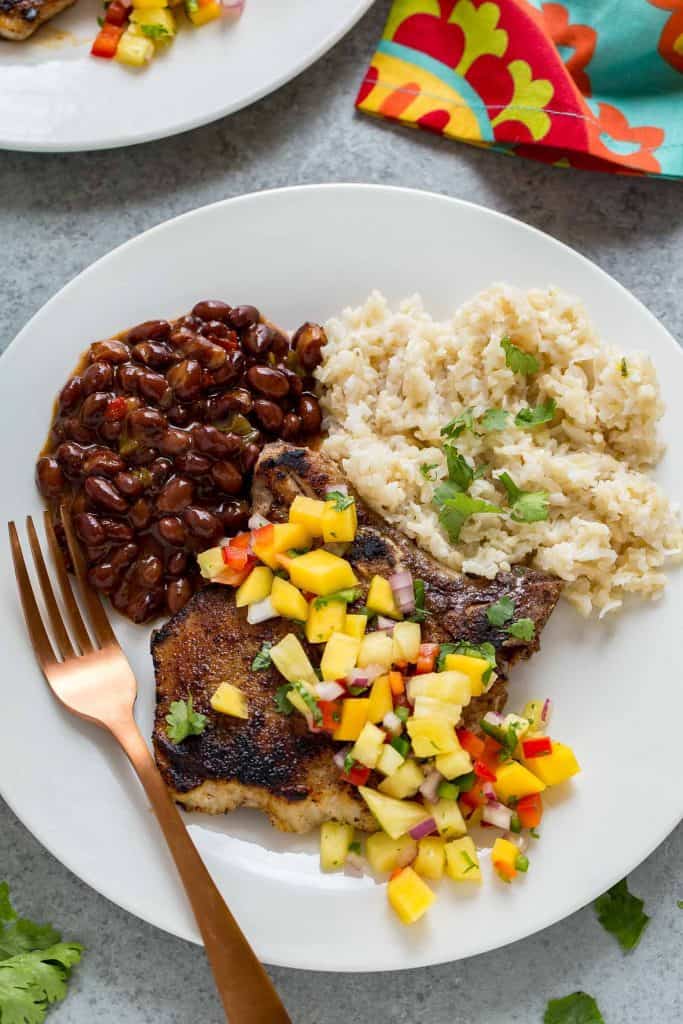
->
[109,716,291,1024]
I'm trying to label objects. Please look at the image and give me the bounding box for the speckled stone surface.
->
[1,3,682,1022]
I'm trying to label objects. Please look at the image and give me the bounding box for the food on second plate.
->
[317,285,683,616]
[0,0,75,40]
[90,0,243,68]
[35,302,325,623]
[152,443,575,923]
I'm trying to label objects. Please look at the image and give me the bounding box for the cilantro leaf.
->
[420,463,439,482]
[326,490,354,512]
[544,992,605,1024]
[486,595,514,627]
[480,408,510,432]
[348,841,361,855]
[621,357,628,378]
[274,683,295,715]
[507,617,536,641]
[461,851,477,874]
[251,641,273,671]
[409,578,428,623]
[501,336,539,376]
[497,471,549,523]
[313,587,361,609]
[437,641,496,683]
[440,408,474,439]
[140,22,170,38]
[444,446,474,491]
[291,681,322,724]
[343,752,355,773]
[514,398,557,430]
[437,492,502,543]
[595,878,649,952]
[165,696,207,744]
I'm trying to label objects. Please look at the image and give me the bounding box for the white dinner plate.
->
[0,0,374,152]
[1,185,681,972]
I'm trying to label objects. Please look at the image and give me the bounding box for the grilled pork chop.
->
[152,443,563,833]
[0,0,76,40]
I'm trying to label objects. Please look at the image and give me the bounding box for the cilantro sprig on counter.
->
[595,878,650,952]
[544,992,605,1024]
[165,696,207,744]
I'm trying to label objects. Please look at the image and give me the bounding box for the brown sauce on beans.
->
[36,301,326,624]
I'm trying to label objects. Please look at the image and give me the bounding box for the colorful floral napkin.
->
[356,0,683,177]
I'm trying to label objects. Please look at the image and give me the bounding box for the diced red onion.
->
[383,711,402,735]
[389,570,415,614]
[419,770,443,804]
[316,681,344,702]
[326,483,348,497]
[343,852,367,878]
[375,616,396,633]
[483,710,505,727]
[396,842,418,868]
[541,698,552,726]
[246,595,277,625]
[409,817,438,840]
[220,0,244,15]
[248,513,271,530]
[347,665,383,689]
[481,802,513,830]
[481,781,497,802]
[333,745,352,770]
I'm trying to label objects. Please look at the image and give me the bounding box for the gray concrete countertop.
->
[1,3,682,1021]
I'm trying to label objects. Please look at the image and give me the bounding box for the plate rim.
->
[1,183,682,972]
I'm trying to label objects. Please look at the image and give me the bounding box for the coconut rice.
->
[316,285,682,616]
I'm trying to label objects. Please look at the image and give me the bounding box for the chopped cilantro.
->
[251,641,273,671]
[486,595,515,627]
[514,853,529,872]
[501,336,539,375]
[595,878,649,952]
[514,398,557,430]
[291,681,322,724]
[444,446,474,491]
[348,841,361,855]
[343,751,356,774]
[394,706,410,724]
[165,696,207,744]
[440,408,474,439]
[408,578,428,623]
[461,851,477,873]
[510,812,521,833]
[437,641,496,682]
[313,587,361,609]
[544,992,605,1024]
[286,547,309,557]
[454,771,476,792]
[274,683,295,716]
[420,462,439,482]
[497,471,549,523]
[472,463,489,480]
[390,735,410,758]
[326,490,354,512]
[507,618,536,641]
[97,15,104,25]
[621,357,628,378]
[140,22,171,38]
[530,828,541,839]
[480,408,510,432]
[436,492,503,543]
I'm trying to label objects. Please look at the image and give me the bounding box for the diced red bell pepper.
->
[459,780,484,812]
[230,532,252,550]
[481,735,503,768]
[521,736,553,759]
[388,671,405,696]
[252,524,274,546]
[221,544,254,572]
[104,0,131,26]
[318,700,342,733]
[473,759,497,783]
[91,22,124,58]
[340,763,371,787]
[456,728,485,760]
[104,395,128,421]
[213,565,250,587]
[415,643,439,674]
[516,793,543,830]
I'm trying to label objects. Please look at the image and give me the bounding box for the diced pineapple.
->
[376,743,404,777]
[130,7,176,34]
[187,0,221,26]
[288,549,358,596]
[289,495,326,536]
[408,671,471,705]
[343,613,367,640]
[358,787,429,840]
[366,575,402,619]
[407,717,458,757]
[392,621,421,664]
[270,577,309,622]
[305,601,346,643]
[197,546,224,580]
[322,498,357,543]
[412,696,462,725]
[378,759,424,799]
[388,867,435,925]
[491,837,519,881]
[350,722,385,769]
[365,832,416,875]
[522,700,545,732]
[252,523,311,569]
[287,684,316,722]
[210,682,248,719]
[115,30,155,65]
[332,699,370,741]
[494,762,546,802]
[367,674,393,722]
[435,747,472,780]
[414,837,446,880]
[357,631,393,670]
[523,741,580,786]
[503,713,530,740]
[442,654,489,696]
[320,632,360,681]
[270,633,317,686]
[432,798,467,839]
[235,566,273,608]
[445,837,481,881]
[320,822,354,872]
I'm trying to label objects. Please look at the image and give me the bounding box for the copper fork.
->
[8,509,291,1024]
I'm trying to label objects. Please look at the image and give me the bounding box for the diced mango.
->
[445,837,481,882]
[333,698,370,741]
[210,682,248,719]
[491,837,519,881]
[494,762,546,803]
[407,717,458,757]
[130,7,175,34]
[288,549,358,596]
[443,654,490,696]
[343,613,367,640]
[252,523,311,569]
[365,833,416,875]
[320,822,354,872]
[432,798,467,839]
[376,743,404,777]
[358,787,429,840]
[305,600,346,643]
[408,671,471,705]
[523,741,580,786]
[392,621,421,664]
[414,837,446,881]
[270,633,317,686]
[378,759,424,799]
[289,495,326,536]
[187,0,221,26]
[366,575,402,619]
[132,0,167,8]
[435,747,472,780]
[350,722,385,769]
[357,631,393,670]
[235,566,273,608]
[388,867,435,925]
[412,696,462,725]
[320,632,360,681]
[322,498,357,543]
[197,546,224,580]
[367,674,393,723]
[270,577,308,621]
